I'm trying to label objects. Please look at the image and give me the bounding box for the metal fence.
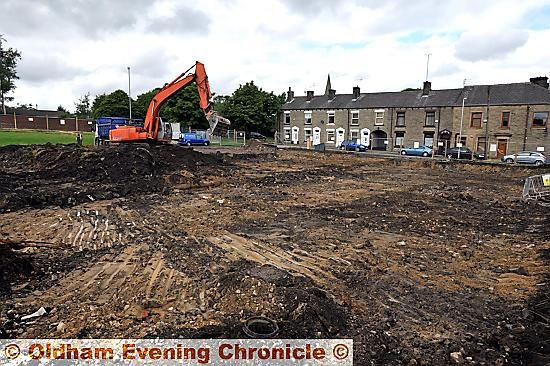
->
[523,174,550,205]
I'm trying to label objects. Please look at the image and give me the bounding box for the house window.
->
[304,128,312,142]
[396,112,405,126]
[425,111,435,126]
[501,112,510,128]
[351,111,359,125]
[283,128,291,142]
[455,135,467,147]
[470,112,482,128]
[423,132,434,147]
[28,117,34,122]
[327,111,335,124]
[284,112,291,125]
[533,112,548,127]
[350,130,359,141]
[477,136,487,153]
[304,111,312,125]
[375,109,384,125]
[60,119,66,125]
[326,129,335,143]
[395,132,405,147]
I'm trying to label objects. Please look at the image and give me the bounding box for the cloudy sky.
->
[3,0,550,111]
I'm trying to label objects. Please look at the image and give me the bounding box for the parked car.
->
[341,139,367,152]
[249,132,267,140]
[446,147,473,160]
[179,133,210,146]
[502,151,547,166]
[400,145,433,157]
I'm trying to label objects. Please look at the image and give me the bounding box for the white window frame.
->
[395,132,405,147]
[350,129,359,141]
[28,117,34,122]
[283,127,291,142]
[304,110,312,125]
[351,110,359,126]
[327,110,335,125]
[326,128,335,143]
[284,111,291,125]
[374,109,384,126]
[60,119,66,125]
[304,127,312,142]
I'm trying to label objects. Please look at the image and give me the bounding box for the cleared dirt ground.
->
[0,143,548,365]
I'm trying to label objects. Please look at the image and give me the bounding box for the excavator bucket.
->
[207,111,231,137]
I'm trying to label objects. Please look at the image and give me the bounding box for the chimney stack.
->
[328,89,336,100]
[530,76,549,89]
[422,81,431,96]
[286,87,294,102]
[306,90,314,101]
[353,86,360,99]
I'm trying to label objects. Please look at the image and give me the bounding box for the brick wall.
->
[0,114,95,132]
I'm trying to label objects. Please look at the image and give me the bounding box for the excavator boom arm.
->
[144,62,212,140]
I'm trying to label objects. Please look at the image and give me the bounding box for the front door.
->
[291,127,299,144]
[313,128,321,145]
[336,128,345,147]
[360,128,370,147]
[497,140,507,158]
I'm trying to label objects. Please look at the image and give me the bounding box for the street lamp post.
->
[458,97,467,159]
[127,66,132,121]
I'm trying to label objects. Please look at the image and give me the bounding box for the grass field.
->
[0,130,95,146]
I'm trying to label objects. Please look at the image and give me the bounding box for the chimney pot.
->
[530,76,549,89]
[286,87,294,102]
[353,86,360,99]
[422,81,431,96]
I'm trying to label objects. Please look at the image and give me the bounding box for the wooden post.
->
[13,112,16,129]
[46,114,49,130]
[76,116,79,131]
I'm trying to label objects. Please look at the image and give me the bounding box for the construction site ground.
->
[0,142,548,365]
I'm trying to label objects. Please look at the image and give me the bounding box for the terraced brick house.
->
[278,76,550,158]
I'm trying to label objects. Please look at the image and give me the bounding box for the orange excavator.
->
[109,61,230,143]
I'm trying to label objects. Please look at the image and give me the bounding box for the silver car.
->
[502,151,547,166]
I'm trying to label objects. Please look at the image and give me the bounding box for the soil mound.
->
[0,144,225,211]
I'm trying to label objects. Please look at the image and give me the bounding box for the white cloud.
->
[3,0,550,111]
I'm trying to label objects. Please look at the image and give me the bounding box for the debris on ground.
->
[0,144,548,365]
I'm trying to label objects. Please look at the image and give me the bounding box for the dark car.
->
[249,132,267,140]
[341,139,367,152]
[446,147,473,160]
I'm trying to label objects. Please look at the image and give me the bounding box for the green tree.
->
[133,88,160,120]
[74,92,91,118]
[0,35,22,114]
[91,89,130,119]
[162,84,208,130]
[216,81,285,135]
[57,105,72,118]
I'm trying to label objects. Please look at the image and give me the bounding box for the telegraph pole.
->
[127,66,132,121]
[425,53,431,81]
[0,35,5,115]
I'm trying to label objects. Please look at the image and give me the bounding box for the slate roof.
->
[282,82,550,110]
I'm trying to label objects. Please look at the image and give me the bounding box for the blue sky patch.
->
[524,6,550,31]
